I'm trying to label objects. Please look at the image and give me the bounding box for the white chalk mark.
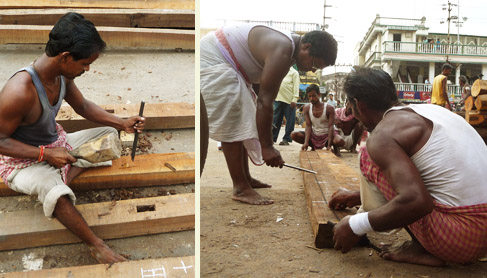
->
[173,260,193,274]
[22,253,43,271]
[141,266,167,278]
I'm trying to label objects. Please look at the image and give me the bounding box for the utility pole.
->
[441,0,458,62]
[322,0,332,30]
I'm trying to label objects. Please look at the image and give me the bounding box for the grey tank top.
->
[10,65,66,146]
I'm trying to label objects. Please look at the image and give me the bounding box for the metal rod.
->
[131,101,145,161]
[283,163,317,174]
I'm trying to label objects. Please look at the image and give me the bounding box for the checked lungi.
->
[360,147,487,263]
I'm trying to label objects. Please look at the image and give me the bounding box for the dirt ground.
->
[0,46,195,273]
[200,128,487,278]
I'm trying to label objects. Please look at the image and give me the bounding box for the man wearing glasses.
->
[200,24,337,205]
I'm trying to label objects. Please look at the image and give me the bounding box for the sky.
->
[200,0,487,75]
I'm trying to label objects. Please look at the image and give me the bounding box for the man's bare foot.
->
[232,188,274,205]
[333,146,341,157]
[66,166,86,185]
[89,241,128,265]
[249,177,272,188]
[379,240,445,267]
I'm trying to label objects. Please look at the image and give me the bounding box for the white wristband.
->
[348,212,373,236]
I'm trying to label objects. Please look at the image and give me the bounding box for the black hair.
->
[459,75,468,84]
[442,63,453,71]
[343,67,399,111]
[306,84,320,96]
[45,12,106,60]
[301,30,337,66]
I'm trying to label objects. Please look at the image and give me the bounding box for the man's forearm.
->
[0,138,44,160]
[256,98,274,148]
[304,126,311,145]
[74,100,125,129]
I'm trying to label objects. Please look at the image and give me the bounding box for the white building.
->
[355,15,487,102]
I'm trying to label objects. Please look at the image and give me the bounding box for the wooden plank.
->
[0,25,195,50]
[300,150,360,248]
[0,0,194,10]
[0,152,195,196]
[0,194,195,250]
[0,9,195,29]
[56,103,195,132]
[1,256,195,278]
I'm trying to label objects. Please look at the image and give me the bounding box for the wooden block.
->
[300,150,360,248]
[57,103,195,132]
[0,152,195,196]
[1,256,195,278]
[0,0,195,10]
[471,79,487,98]
[119,130,135,147]
[0,9,195,29]
[474,95,487,111]
[0,25,195,50]
[466,112,487,127]
[0,194,195,250]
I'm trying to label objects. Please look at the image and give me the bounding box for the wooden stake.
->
[0,194,195,250]
[0,25,195,50]
[300,150,360,248]
[0,0,195,10]
[0,9,195,29]
[0,152,195,196]
[1,256,195,278]
[56,103,195,132]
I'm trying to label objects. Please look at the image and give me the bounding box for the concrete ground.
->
[0,46,195,273]
[200,126,487,278]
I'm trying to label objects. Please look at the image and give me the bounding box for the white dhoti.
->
[200,32,263,164]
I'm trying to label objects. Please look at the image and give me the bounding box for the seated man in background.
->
[334,99,365,153]
[291,84,344,156]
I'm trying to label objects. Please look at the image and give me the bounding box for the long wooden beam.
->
[57,103,195,132]
[0,0,194,10]
[0,9,195,29]
[0,194,195,250]
[0,25,195,50]
[300,150,360,248]
[1,256,195,278]
[0,152,195,196]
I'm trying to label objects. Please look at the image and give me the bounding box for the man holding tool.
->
[330,67,487,266]
[291,84,345,156]
[0,13,145,264]
[200,24,337,205]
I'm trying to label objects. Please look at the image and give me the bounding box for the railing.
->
[365,51,381,66]
[395,82,461,97]
[225,20,320,32]
[384,41,487,56]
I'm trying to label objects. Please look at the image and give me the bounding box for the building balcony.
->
[384,41,487,57]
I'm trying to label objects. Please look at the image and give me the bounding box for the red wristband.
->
[38,146,45,162]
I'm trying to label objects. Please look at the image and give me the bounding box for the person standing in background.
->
[272,67,300,145]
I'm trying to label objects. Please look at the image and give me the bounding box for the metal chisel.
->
[131,101,145,161]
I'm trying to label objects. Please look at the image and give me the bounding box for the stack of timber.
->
[0,101,195,275]
[460,79,487,141]
[0,1,195,50]
[299,150,360,248]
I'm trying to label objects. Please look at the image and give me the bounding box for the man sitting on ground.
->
[334,99,364,153]
[291,84,344,156]
[330,67,487,266]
